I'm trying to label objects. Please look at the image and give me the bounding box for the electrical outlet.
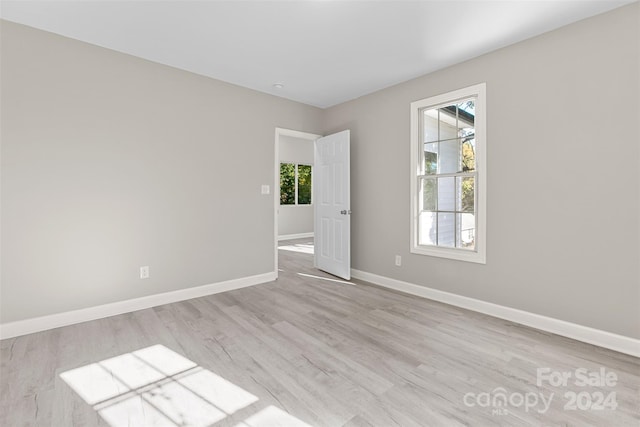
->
[261,184,270,195]
[395,255,402,266]
[140,266,149,279]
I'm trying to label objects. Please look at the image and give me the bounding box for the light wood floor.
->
[1,238,638,426]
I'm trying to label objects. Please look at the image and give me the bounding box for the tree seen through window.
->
[280,163,312,205]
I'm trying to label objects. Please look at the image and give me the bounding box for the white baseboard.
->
[278,232,314,241]
[351,269,640,358]
[0,271,277,340]
[5,268,638,358]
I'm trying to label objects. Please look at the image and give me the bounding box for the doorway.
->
[274,128,321,277]
[274,128,351,280]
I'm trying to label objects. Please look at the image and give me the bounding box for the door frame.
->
[274,127,322,278]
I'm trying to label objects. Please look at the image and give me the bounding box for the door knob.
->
[340,210,351,215]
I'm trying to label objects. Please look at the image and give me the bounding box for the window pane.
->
[461,138,475,172]
[418,211,437,246]
[457,213,475,249]
[437,177,455,211]
[457,99,475,115]
[439,139,461,174]
[297,164,312,204]
[438,212,455,247]
[424,142,438,175]
[438,105,458,141]
[422,177,436,211]
[456,176,474,212]
[279,163,295,205]
[456,99,475,137]
[423,109,439,143]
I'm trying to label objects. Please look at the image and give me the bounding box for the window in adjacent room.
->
[280,163,312,205]
[410,83,486,263]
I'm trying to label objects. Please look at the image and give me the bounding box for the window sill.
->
[410,245,486,264]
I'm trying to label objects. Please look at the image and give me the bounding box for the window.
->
[410,83,486,263]
[280,163,312,205]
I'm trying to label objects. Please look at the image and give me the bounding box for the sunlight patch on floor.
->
[278,242,314,254]
[236,405,312,427]
[60,344,309,426]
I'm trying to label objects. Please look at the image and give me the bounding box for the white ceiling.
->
[1,0,634,108]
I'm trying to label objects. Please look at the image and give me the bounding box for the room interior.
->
[277,133,316,242]
[1,1,639,425]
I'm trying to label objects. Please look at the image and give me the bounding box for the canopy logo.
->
[462,367,618,416]
[463,388,553,415]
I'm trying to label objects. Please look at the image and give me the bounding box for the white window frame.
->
[410,83,486,264]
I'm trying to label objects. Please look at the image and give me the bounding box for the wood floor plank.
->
[1,238,638,426]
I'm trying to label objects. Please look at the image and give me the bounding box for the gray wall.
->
[323,3,640,339]
[0,20,323,323]
[278,135,314,237]
[2,4,639,340]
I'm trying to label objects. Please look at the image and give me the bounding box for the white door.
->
[314,130,350,280]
